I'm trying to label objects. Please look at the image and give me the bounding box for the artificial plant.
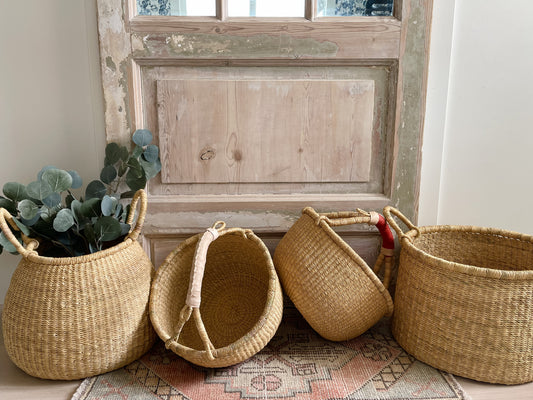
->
[0,129,161,257]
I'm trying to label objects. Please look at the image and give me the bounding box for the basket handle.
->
[313,209,374,227]
[165,221,228,360]
[383,206,420,241]
[311,207,395,289]
[125,189,148,241]
[0,208,39,258]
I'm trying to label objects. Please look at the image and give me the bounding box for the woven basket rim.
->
[150,228,281,358]
[302,207,394,313]
[402,224,533,280]
[21,236,139,266]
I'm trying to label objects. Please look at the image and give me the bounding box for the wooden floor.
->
[1,310,532,400]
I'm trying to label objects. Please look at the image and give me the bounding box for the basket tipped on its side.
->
[150,222,283,368]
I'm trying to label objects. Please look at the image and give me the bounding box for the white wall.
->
[420,0,533,235]
[0,1,106,299]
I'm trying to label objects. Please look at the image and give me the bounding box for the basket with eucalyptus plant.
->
[1,129,160,380]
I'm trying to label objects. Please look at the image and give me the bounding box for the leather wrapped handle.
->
[166,221,227,361]
[383,206,421,242]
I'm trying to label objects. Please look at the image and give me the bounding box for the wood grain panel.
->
[158,79,374,184]
[129,18,401,60]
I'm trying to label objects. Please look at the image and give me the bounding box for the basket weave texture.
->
[1,190,156,380]
[273,207,394,341]
[384,206,533,385]
[150,224,283,368]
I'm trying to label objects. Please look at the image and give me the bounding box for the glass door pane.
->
[317,0,394,17]
[137,0,216,16]
[228,0,305,17]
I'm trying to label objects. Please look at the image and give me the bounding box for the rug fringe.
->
[70,376,97,400]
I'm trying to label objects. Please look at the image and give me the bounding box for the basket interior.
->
[155,233,271,350]
[413,229,533,272]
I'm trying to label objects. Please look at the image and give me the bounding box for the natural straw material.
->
[150,223,283,368]
[1,190,156,380]
[273,207,394,341]
[384,206,533,385]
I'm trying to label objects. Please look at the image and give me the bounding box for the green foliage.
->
[0,129,161,257]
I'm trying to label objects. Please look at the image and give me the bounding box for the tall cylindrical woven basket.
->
[384,206,533,385]
[273,207,394,341]
[150,222,283,368]
[1,189,156,380]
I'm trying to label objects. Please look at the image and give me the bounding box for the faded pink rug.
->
[72,306,469,400]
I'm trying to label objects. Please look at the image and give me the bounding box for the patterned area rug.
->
[72,305,470,400]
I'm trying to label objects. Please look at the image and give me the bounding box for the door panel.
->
[158,78,374,184]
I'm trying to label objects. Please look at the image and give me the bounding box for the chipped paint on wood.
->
[391,0,433,223]
[143,211,299,235]
[132,32,338,59]
[97,0,132,144]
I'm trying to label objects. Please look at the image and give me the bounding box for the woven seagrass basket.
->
[384,206,533,385]
[150,222,283,368]
[273,207,395,341]
[1,190,156,380]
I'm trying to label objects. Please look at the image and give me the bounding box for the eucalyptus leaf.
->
[12,217,30,236]
[94,216,122,242]
[71,199,83,222]
[120,222,131,236]
[53,209,75,232]
[85,180,107,199]
[132,145,143,159]
[100,165,117,184]
[140,158,162,180]
[105,142,122,164]
[114,203,123,219]
[68,170,83,189]
[39,206,56,223]
[0,232,19,253]
[20,213,40,227]
[132,129,153,147]
[37,165,57,180]
[119,146,129,162]
[65,194,75,208]
[3,182,28,202]
[27,180,53,202]
[118,163,128,177]
[0,198,17,214]
[42,192,61,208]
[83,223,96,244]
[18,199,39,220]
[42,168,73,193]
[125,169,147,191]
[80,198,101,218]
[127,157,144,178]
[142,145,159,163]
[101,195,118,217]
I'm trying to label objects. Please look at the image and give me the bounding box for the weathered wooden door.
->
[97,0,432,267]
